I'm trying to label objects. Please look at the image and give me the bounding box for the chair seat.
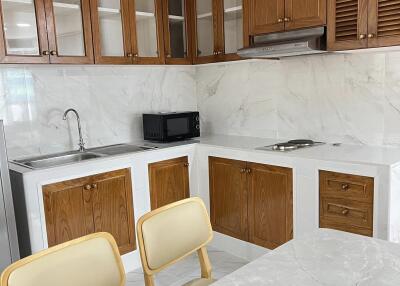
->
[183,278,216,286]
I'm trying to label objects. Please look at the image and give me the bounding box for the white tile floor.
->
[126,247,248,286]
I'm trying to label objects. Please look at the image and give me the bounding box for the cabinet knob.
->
[359,34,366,40]
[42,50,50,56]
[134,53,138,57]
[341,183,350,191]
[284,17,291,22]
[50,50,57,56]
[84,184,91,190]
[240,168,246,173]
[246,168,252,174]
[278,18,284,23]
[184,163,189,167]
[368,33,375,39]
[91,183,97,189]
[166,53,172,58]
[341,208,349,215]
[127,53,133,57]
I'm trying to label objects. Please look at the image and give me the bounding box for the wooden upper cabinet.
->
[209,157,248,241]
[284,0,326,30]
[247,163,293,249]
[0,0,50,63]
[43,0,94,64]
[327,0,369,50]
[367,0,400,48]
[162,0,193,64]
[43,168,136,255]
[250,0,285,35]
[90,0,133,64]
[148,156,190,210]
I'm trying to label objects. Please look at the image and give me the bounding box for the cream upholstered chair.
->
[0,232,125,286]
[137,197,214,286]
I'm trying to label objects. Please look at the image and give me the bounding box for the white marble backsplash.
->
[196,52,400,147]
[1,65,196,158]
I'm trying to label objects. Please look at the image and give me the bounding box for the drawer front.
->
[320,197,373,230]
[319,170,374,202]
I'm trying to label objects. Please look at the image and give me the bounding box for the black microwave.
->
[143,112,200,142]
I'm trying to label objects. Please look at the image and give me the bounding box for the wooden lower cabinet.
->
[319,170,374,237]
[43,168,136,255]
[209,156,293,249]
[148,156,190,210]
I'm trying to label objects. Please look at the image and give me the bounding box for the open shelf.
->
[197,5,242,20]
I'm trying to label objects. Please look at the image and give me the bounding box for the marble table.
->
[212,229,400,285]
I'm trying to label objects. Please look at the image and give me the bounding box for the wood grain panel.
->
[368,0,400,47]
[247,163,293,249]
[92,169,136,254]
[327,0,369,50]
[249,0,285,35]
[149,156,190,210]
[285,0,326,30]
[209,157,248,241]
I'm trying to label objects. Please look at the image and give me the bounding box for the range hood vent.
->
[238,27,327,59]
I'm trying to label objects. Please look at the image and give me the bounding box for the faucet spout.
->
[63,108,86,152]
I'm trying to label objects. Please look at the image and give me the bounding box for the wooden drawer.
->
[319,170,374,202]
[320,197,373,234]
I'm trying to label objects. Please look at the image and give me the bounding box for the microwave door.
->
[166,117,190,139]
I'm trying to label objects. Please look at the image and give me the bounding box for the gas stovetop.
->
[257,139,325,152]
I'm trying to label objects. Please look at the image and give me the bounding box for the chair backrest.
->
[0,232,125,286]
[137,197,213,274]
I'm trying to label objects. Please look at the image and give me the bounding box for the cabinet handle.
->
[278,18,284,23]
[341,183,350,191]
[84,184,91,190]
[284,17,291,22]
[246,168,252,174]
[42,50,50,56]
[50,50,57,56]
[359,34,366,40]
[240,168,246,173]
[127,53,133,57]
[341,208,349,215]
[368,33,375,39]
[91,183,97,189]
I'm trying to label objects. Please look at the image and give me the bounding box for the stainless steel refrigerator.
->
[0,120,19,271]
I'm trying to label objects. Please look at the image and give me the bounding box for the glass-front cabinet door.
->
[0,0,49,63]
[222,0,244,59]
[162,0,192,64]
[131,0,163,64]
[194,0,218,64]
[43,0,93,63]
[90,0,132,64]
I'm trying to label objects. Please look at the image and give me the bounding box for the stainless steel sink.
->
[13,151,106,169]
[88,144,157,156]
[12,143,157,169]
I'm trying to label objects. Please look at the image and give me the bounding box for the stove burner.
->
[272,142,298,151]
[288,139,315,147]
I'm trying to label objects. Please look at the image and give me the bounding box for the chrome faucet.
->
[63,108,85,152]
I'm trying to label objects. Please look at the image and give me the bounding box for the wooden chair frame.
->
[137,197,213,286]
[0,232,126,286]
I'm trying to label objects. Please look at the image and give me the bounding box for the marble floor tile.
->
[125,247,248,286]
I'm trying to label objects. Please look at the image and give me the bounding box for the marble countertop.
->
[212,229,400,286]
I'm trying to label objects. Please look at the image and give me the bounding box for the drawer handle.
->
[341,183,350,191]
[341,208,349,215]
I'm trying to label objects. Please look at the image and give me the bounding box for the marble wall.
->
[1,65,196,158]
[196,52,400,147]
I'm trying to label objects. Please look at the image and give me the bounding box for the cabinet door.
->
[221,0,244,60]
[0,0,50,63]
[148,156,190,210]
[284,0,326,30]
[90,0,133,64]
[327,0,368,50]
[367,0,400,48]
[193,0,219,64]
[162,0,193,64]
[43,0,94,63]
[43,177,94,247]
[249,0,285,35]
[130,0,164,64]
[209,157,248,241]
[91,169,136,255]
[247,163,293,249]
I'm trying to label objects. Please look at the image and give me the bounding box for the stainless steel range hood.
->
[238,27,327,59]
